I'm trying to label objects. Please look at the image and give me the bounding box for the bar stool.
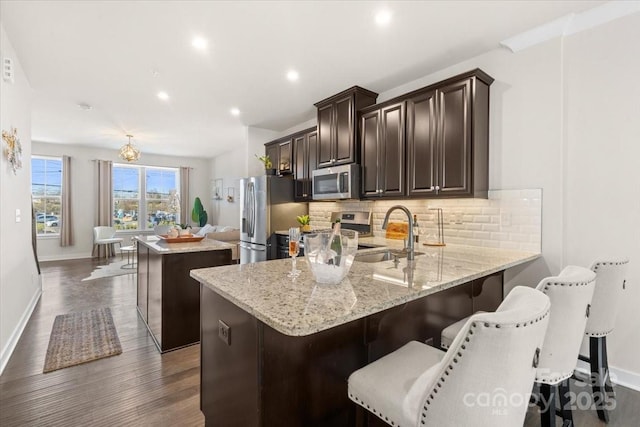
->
[348,286,551,427]
[441,266,596,426]
[577,259,629,423]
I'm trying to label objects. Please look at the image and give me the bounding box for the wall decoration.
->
[2,127,22,174]
[212,179,223,200]
[226,187,235,203]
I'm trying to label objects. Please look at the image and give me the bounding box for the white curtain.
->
[60,155,74,246]
[93,160,113,257]
[180,166,190,225]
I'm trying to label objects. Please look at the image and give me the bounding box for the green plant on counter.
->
[191,197,208,227]
[255,154,273,169]
[296,215,310,226]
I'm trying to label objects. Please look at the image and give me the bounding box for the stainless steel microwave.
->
[311,163,359,200]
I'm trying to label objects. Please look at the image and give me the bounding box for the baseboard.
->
[38,252,92,262]
[0,286,42,376]
[576,360,640,392]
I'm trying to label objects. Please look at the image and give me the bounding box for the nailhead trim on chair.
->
[586,330,612,337]
[593,260,629,270]
[535,373,573,384]
[421,310,550,423]
[349,393,398,426]
[541,277,595,293]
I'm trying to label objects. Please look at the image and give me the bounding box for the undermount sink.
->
[354,249,425,263]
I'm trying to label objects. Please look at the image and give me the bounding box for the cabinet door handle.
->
[303,193,307,197]
[430,186,435,190]
[435,185,440,190]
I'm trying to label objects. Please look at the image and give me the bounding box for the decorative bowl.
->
[303,229,358,285]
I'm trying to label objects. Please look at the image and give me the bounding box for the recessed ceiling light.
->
[286,70,299,82]
[375,9,392,26]
[192,36,208,50]
[230,108,240,116]
[157,91,169,101]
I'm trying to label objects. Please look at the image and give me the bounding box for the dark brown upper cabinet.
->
[315,86,378,168]
[278,139,292,174]
[264,138,292,176]
[293,127,318,201]
[265,143,279,173]
[360,102,405,199]
[406,69,493,198]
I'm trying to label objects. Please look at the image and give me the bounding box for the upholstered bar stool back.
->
[440,265,596,426]
[535,266,597,384]
[348,286,550,427]
[579,259,629,422]
[585,259,629,337]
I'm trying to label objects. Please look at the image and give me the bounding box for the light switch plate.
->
[15,208,21,223]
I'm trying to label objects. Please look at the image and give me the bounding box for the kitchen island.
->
[136,235,234,353]
[191,242,538,426]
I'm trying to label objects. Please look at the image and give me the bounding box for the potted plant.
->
[191,197,208,227]
[255,154,276,175]
[296,214,311,232]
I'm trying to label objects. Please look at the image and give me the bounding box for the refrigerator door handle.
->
[239,243,266,251]
[242,181,249,234]
[247,182,254,238]
[251,182,257,238]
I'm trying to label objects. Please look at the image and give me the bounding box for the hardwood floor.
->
[0,258,204,426]
[1,258,638,426]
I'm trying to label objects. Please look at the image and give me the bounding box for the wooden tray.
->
[158,234,205,243]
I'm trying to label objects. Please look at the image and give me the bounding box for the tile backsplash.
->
[308,189,542,253]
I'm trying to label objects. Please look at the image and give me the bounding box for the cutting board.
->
[385,222,408,240]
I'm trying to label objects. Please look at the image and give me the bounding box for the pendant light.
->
[119,134,140,162]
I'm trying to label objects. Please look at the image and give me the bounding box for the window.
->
[112,164,179,231]
[32,156,62,236]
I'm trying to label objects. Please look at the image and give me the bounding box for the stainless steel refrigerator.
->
[240,175,308,264]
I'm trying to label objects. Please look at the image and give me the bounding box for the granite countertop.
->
[136,235,235,255]
[191,239,540,337]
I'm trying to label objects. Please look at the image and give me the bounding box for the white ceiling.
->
[1,0,603,158]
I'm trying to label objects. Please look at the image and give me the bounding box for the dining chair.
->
[92,226,124,260]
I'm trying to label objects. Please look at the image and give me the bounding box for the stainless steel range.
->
[329,211,375,248]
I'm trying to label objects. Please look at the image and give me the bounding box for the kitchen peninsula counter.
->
[136,236,233,353]
[191,244,538,336]
[191,243,538,426]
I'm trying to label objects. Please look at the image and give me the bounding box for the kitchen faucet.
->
[381,205,415,261]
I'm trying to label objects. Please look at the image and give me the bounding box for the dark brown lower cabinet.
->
[199,271,503,426]
[136,245,232,353]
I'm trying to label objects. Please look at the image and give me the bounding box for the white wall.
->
[0,24,40,374]
[562,13,640,379]
[31,141,211,260]
[209,126,279,227]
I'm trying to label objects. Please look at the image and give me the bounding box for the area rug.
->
[81,259,136,281]
[43,307,123,373]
